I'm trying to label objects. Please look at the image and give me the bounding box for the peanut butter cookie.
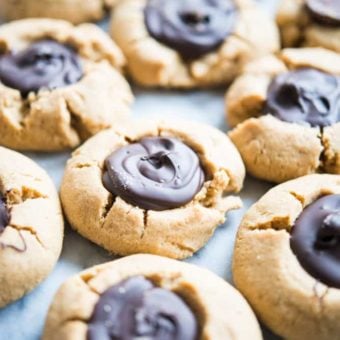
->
[43,254,262,340]
[233,174,340,340]
[277,0,340,53]
[110,0,279,88]
[0,19,133,151]
[61,119,245,259]
[0,0,117,24]
[0,147,64,307]
[227,47,340,183]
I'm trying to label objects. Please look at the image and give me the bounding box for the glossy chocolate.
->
[87,276,198,340]
[265,68,340,127]
[306,0,340,27]
[0,40,83,96]
[103,137,205,211]
[144,0,237,60]
[290,194,340,288]
[0,195,9,233]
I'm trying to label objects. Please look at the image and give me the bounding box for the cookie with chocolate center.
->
[43,254,262,340]
[226,47,340,183]
[61,119,245,259]
[233,174,340,340]
[0,19,133,151]
[277,0,340,53]
[110,0,279,88]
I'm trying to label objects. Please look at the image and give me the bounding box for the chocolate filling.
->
[103,137,205,211]
[87,276,198,340]
[306,0,340,27]
[291,194,340,288]
[265,68,340,127]
[0,40,83,96]
[144,0,237,60]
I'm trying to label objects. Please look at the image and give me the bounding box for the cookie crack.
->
[141,210,148,239]
[168,241,195,255]
[317,126,327,172]
[100,194,114,226]
[9,224,46,249]
[65,100,85,143]
[0,227,27,253]
[73,162,98,169]
[288,191,305,206]
[313,281,329,313]
[6,186,48,205]
[244,211,295,232]
[79,276,101,296]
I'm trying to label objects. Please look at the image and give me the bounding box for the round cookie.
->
[277,0,340,53]
[61,119,245,259]
[110,0,279,88]
[0,147,64,307]
[43,254,262,340]
[233,174,340,340]
[0,19,133,151]
[226,47,340,183]
[0,0,118,24]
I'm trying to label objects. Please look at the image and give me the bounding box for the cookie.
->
[233,174,340,340]
[226,47,340,183]
[0,0,118,24]
[60,119,245,259]
[0,146,64,307]
[110,0,279,88]
[277,0,340,53]
[0,19,133,151]
[43,254,262,340]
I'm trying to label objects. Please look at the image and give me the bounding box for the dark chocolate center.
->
[290,194,340,288]
[103,137,205,211]
[0,195,9,233]
[87,276,198,340]
[144,0,237,60]
[306,0,340,27]
[265,68,340,127]
[0,40,83,96]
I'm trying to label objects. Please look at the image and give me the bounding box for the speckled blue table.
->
[0,1,281,339]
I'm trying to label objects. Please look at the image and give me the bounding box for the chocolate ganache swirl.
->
[291,194,340,288]
[306,0,340,27]
[144,0,237,60]
[0,40,83,96]
[103,137,205,211]
[87,276,198,340]
[265,68,340,127]
[0,195,9,233]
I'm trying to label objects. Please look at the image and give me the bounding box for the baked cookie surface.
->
[0,147,64,307]
[110,0,279,88]
[43,254,262,340]
[277,0,340,53]
[0,0,117,24]
[227,47,340,183]
[0,19,133,151]
[61,119,245,259]
[233,174,340,340]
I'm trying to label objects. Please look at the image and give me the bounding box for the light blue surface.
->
[0,1,281,339]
